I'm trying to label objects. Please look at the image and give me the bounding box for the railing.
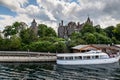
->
[0,51,56,56]
[0,51,57,62]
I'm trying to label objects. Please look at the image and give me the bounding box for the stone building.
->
[30,19,38,35]
[58,17,93,38]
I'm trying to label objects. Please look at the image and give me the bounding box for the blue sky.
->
[0,0,120,31]
[0,0,37,17]
[0,5,17,17]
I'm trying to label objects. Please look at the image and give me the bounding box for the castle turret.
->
[31,19,38,35]
[31,19,37,27]
[85,17,93,25]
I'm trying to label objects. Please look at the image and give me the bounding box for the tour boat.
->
[57,50,120,65]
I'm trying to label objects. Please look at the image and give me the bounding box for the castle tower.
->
[31,19,38,35]
[86,17,93,25]
[31,19,37,27]
[58,20,65,38]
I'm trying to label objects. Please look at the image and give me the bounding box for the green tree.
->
[69,32,86,47]
[29,41,52,52]
[3,26,14,37]
[81,23,95,34]
[45,27,57,37]
[104,26,114,38]
[54,42,67,53]
[13,22,21,31]
[38,24,47,37]
[38,24,57,37]
[93,32,112,44]
[94,25,106,35]
[111,37,117,44]
[83,33,96,44]
[113,24,120,40]
[69,38,86,47]
[10,35,21,50]
[70,32,82,40]
[20,29,38,44]
[3,22,26,37]
[0,35,3,50]
[0,39,11,50]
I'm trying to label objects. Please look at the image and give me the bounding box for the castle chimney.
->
[61,20,63,26]
[78,22,80,26]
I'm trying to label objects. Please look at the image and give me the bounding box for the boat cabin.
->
[57,50,109,60]
[72,44,120,57]
[57,45,120,65]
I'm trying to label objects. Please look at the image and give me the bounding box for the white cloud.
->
[0,14,31,30]
[36,0,81,23]
[0,0,28,12]
[0,0,120,31]
[0,15,14,28]
[97,16,120,28]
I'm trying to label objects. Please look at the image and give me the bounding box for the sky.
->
[0,0,120,31]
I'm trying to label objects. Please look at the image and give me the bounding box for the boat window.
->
[92,56,95,59]
[95,55,99,59]
[65,57,73,60]
[87,56,90,59]
[75,56,82,59]
[57,57,64,60]
[100,55,108,59]
[99,55,102,58]
[84,56,87,59]
[83,56,91,59]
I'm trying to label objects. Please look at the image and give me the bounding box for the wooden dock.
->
[0,51,56,62]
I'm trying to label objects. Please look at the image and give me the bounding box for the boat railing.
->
[107,52,119,58]
[87,50,102,54]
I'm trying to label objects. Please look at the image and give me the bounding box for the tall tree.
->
[83,33,96,44]
[45,27,57,37]
[93,32,112,44]
[3,22,27,37]
[20,29,38,44]
[104,26,115,38]
[113,24,120,40]
[54,42,67,53]
[38,24,47,37]
[38,24,57,37]
[94,25,106,35]
[10,35,21,50]
[3,26,14,37]
[81,23,95,34]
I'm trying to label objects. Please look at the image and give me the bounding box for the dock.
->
[0,51,57,62]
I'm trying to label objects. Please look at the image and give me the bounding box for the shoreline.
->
[0,51,57,62]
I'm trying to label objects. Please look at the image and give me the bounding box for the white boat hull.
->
[57,56,120,65]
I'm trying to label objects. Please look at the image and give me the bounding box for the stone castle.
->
[30,18,93,38]
[58,17,93,38]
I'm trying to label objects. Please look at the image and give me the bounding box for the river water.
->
[0,62,120,80]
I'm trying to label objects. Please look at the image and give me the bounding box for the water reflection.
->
[0,62,119,80]
[0,63,55,80]
[56,62,120,80]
